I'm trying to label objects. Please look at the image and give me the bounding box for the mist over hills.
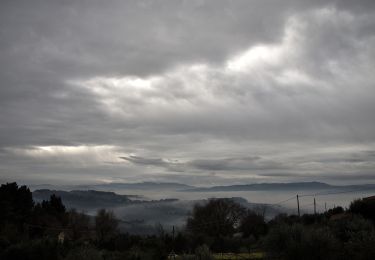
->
[31,187,287,235]
[29,180,375,235]
[91,181,193,191]
[30,181,375,193]
[29,181,193,192]
[32,189,140,208]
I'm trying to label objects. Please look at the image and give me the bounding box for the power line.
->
[249,186,375,216]
[270,196,296,206]
[264,186,374,208]
[300,202,314,208]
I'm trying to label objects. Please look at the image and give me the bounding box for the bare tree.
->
[95,209,118,243]
[187,198,246,237]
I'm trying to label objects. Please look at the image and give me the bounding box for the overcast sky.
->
[1,0,374,186]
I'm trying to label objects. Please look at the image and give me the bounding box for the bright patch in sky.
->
[6,145,124,164]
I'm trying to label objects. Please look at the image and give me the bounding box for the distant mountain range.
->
[29,181,375,234]
[29,181,375,193]
[33,189,179,210]
[32,188,286,234]
[89,181,193,191]
[32,189,138,208]
[183,181,375,192]
[30,181,193,192]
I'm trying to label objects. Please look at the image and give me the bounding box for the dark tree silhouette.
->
[239,209,267,239]
[0,182,34,228]
[95,209,118,244]
[349,197,375,222]
[30,194,68,238]
[186,198,246,237]
[67,208,90,240]
[41,194,66,216]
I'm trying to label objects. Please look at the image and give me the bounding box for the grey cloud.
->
[1,0,375,185]
[120,156,171,168]
[187,157,285,171]
[0,0,292,79]
[2,0,373,148]
[335,0,375,14]
[121,155,287,172]
[0,0,295,150]
[315,151,375,164]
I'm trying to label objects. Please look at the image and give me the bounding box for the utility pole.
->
[172,225,175,241]
[173,225,175,260]
[325,202,327,212]
[169,226,176,260]
[314,198,316,215]
[297,194,300,217]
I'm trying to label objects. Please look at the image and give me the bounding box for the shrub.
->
[264,224,339,260]
[194,244,213,260]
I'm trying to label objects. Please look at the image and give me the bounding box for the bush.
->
[1,238,61,260]
[329,215,375,260]
[194,244,213,260]
[264,224,339,260]
[329,215,373,242]
[64,246,103,260]
[349,198,375,222]
[344,228,375,260]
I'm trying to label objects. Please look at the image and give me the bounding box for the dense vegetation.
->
[1,182,375,259]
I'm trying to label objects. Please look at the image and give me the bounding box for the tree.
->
[32,194,67,230]
[0,182,34,228]
[186,198,246,237]
[349,197,375,222]
[41,194,66,218]
[239,209,267,239]
[95,209,118,244]
[67,209,90,240]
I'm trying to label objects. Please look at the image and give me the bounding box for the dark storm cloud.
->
[0,0,375,185]
[120,156,171,168]
[0,0,289,79]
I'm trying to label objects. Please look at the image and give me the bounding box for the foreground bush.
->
[264,224,340,260]
[194,244,213,260]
